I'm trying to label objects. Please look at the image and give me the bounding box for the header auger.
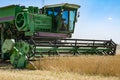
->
[0,3,117,68]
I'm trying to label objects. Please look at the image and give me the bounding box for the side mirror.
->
[77,12,80,18]
[75,12,80,22]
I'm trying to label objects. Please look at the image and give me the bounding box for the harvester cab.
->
[44,3,80,35]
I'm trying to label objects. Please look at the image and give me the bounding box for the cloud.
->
[108,17,112,20]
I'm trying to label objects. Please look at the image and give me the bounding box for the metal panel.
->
[0,5,17,22]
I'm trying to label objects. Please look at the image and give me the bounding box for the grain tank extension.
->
[0,3,116,68]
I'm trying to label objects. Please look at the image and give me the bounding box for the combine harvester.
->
[0,3,117,68]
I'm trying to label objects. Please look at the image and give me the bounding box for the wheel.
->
[10,52,28,68]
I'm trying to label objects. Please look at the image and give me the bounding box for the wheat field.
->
[0,55,120,80]
[34,55,120,77]
[0,69,119,80]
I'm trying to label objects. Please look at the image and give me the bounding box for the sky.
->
[0,0,120,43]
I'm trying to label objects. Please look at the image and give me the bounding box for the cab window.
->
[47,8,53,15]
[54,7,61,16]
[69,10,76,31]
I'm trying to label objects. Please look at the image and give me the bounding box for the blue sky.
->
[0,0,120,43]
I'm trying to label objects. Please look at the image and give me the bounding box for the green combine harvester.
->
[0,3,117,68]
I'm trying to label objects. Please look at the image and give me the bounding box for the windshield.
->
[62,10,69,30]
[69,10,76,32]
[46,7,77,33]
[62,10,76,32]
[62,11,68,26]
[54,7,61,16]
